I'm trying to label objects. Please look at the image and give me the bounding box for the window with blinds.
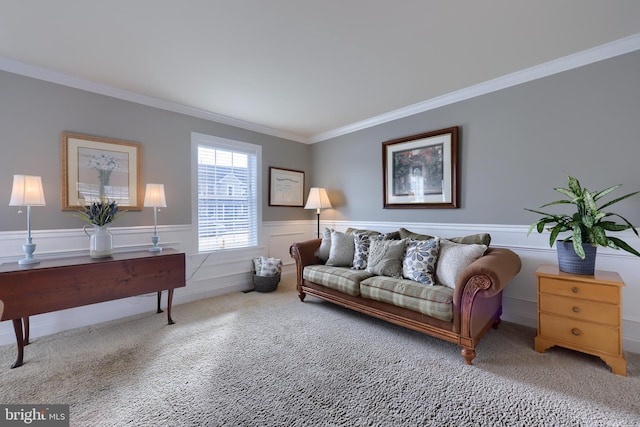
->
[196,136,260,252]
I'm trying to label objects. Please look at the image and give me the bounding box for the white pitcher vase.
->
[84,224,114,258]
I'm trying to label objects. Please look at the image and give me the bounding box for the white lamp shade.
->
[144,183,167,208]
[304,187,332,210]
[9,175,46,206]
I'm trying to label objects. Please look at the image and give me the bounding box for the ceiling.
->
[2,1,640,143]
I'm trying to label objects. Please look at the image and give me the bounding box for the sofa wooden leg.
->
[298,291,306,302]
[461,347,476,365]
[492,317,502,329]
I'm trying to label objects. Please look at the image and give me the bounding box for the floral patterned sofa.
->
[289,228,522,365]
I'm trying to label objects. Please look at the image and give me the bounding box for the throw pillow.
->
[345,227,381,237]
[436,239,487,288]
[315,227,333,262]
[382,230,401,240]
[403,238,440,285]
[399,227,491,246]
[253,257,262,273]
[326,230,355,267]
[258,257,282,277]
[353,233,379,270]
[449,233,492,246]
[398,227,434,241]
[366,239,405,278]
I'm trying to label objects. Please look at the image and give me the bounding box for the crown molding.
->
[2,32,639,146]
[309,33,640,143]
[0,57,309,144]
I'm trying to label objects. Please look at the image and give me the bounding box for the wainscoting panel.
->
[1,220,639,355]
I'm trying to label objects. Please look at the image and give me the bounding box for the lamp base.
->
[19,243,40,265]
[149,236,162,253]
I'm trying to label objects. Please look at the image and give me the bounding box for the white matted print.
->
[61,132,142,210]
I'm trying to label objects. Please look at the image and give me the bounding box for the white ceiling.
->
[2,1,640,143]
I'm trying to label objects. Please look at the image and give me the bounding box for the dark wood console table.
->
[0,249,185,368]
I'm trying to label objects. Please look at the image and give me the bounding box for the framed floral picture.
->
[382,126,459,209]
[61,132,142,210]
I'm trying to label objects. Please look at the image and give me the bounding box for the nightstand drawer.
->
[539,277,618,303]
[539,313,620,355]
[539,293,619,325]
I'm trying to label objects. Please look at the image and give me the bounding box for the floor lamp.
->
[304,187,332,238]
[144,183,167,252]
[9,175,46,265]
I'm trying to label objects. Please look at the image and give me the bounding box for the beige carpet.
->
[1,276,639,426]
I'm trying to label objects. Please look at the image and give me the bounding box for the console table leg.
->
[167,289,175,325]
[157,291,163,313]
[23,317,30,345]
[11,319,25,369]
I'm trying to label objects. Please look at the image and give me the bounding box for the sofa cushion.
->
[402,238,439,285]
[345,227,381,237]
[366,239,405,278]
[398,228,434,241]
[326,230,355,267]
[360,276,454,322]
[398,227,491,246]
[448,234,492,246]
[303,265,374,296]
[436,239,488,288]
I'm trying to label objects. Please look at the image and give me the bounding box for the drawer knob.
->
[571,328,582,336]
[572,287,579,294]
[572,306,580,313]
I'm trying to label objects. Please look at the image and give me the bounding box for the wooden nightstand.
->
[534,264,626,376]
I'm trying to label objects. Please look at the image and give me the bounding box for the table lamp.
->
[304,187,332,238]
[144,183,167,252]
[9,175,46,265]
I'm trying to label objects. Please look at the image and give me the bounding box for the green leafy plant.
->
[76,198,122,226]
[526,175,640,259]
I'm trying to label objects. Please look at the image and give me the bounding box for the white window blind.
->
[197,140,259,251]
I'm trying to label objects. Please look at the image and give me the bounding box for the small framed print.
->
[383,126,459,209]
[269,167,305,207]
[61,132,142,210]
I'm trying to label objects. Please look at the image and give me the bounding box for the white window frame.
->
[191,132,262,253]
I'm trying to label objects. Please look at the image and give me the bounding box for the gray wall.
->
[2,49,639,235]
[311,50,640,227]
[0,71,312,232]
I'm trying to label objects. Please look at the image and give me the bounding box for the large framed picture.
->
[269,167,305,207]
[61,132,143,210]
[383,126,459,209]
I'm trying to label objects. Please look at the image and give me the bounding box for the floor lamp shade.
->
[304,187,332,238]
[304,188,332,211]
[9,175,46,265]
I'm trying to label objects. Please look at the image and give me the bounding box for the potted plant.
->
[526,175,640,274]
[76,198,123,258]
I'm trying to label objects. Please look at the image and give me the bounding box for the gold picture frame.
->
[61,132,142,210]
